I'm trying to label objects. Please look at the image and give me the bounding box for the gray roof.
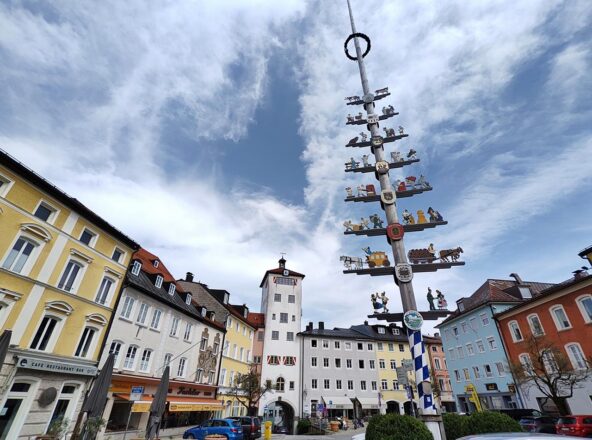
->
[299,323,408,342]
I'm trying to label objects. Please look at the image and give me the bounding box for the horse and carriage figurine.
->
[341,247,391,270]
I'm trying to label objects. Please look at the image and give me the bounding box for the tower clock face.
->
[283,269,289,276]
[371,136,384,147]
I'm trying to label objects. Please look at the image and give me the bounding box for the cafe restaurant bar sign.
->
[17,356,98,376]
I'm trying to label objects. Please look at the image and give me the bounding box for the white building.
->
[97,248,225,439]
[258,257,304,433]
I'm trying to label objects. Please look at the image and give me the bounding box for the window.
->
[461,321,468,333]
[274,277,296,285]
[392,380,399,390]
[434,358,441,370]
[480,313,490,325]
[289,381,294,390]
[388,343,394,352]
[109,341,122,367]
[369,360,375,369]
[79,229,96,246]
[470,317,477,330]
[566,343,587,369]
[292,315,295,322]
[322,340,329,349]
[334,341,340,349]
[357,342,363,350]
[431,346,437,352]
[466,343,474,355]
[2,237,38,273]
[311,357,317,367]
[324,379,330,389]
[284,356,296,366]
[528,314,545,336]
[454,370,461,381]
[239,347,244,361]
[392,328,400,335]
[33,202,56,222]
[487,337,497,350]
[311,339,317,348]
[168,284,176,296]
[484,364,493,377]
[120,296,135,319]
[379,359,385,369]
[268,355,280,365]
[177,358,187,377]
[288,294,295,303]
[323,357,329,368]
[335,358,341,368]
[287,332,294,341]
[227,317,232,329]
[74,327,96,358]
[155,275,163,288]
[215,343,220,355]
[476,339,485,353]
[254,356,261,364]
[280,313,288,323]
[153,260,159,268]
[272,314,276,320]
[509,321,523,342]
[170,316,179,337]
[576,296,592,323]
[112,248,124,263]
[311,379,318,389]
[457,346,464,358]
[519,353,533,373]
[496,362,505,376]
[131,261,141,275]
[358,359,365,369]
[472,366,481,378]
[368,343,373,351]
[463,368,470,380]
[377,342,383,351]
[360,380,367,391]
[272,331,279,340]
[399,344,404,352]
[95,277,114,305]
[453,327,459,336]
[57,260,83,292]
[276,377,285,391]
[274,293,281,302]
[381,379,388,390]
[200,335,208,351]
[551,306,571,330]
[163,353,172,367]
[378,327,385,334]
[257,331,264,341]
[123,346,138,369]
[448,348,455,360]
[139,349,152,372]
[150,309,162,330]
[347,380,354,390]
[346,359,352,369]
[47,383,79,430]
[183,323,192,341]
[136,303,149,325]
[390,360,396,370]
[336,379,342,390]
[30,316,58,351]
[0,174,12,196]
[219,369,226,386]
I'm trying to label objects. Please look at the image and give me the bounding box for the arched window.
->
[527,314,545,336]
[508,321,523,342]
[123,345,139,370]
[276,377,285,391]
[550,305,571,330]
[576,295,592,323]
[2,236,40,274]
[565,343,587,370]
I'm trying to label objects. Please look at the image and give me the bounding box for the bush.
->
[296,419,311,435]
[443,413,469,440]
[366,414,433,440]
[469,411,522,434]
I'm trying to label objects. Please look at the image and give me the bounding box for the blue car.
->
[183,418,244,440]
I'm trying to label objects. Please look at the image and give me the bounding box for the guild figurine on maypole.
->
[340,1,464,437]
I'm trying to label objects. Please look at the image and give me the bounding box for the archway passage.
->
[264,401,294,434]
[403,401,418,416]
[386,401,400,414]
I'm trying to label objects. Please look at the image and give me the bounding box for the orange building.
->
[424,334,455,412]
[496,272,592,414]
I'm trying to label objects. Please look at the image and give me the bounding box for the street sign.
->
[130,386,144,401]
[396,367,409,385]
[329,400,333,405]
[401,359,414,369]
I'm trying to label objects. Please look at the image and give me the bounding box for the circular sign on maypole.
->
[403,310,424,331]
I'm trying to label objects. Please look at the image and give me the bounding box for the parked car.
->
[183,418,243,440]
[494,409,544,421]
[229,416,261,440]
[272,424,290,434]
[519,416,558,433]
[556,415,592,437]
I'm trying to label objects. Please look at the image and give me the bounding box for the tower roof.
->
[259,258,305,287]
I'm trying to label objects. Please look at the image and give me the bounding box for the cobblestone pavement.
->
[272,426,366,440]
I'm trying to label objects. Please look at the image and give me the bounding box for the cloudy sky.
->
[1,0,591,334]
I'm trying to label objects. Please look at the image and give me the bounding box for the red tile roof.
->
[259,267,305,287]
[134,248,184,291]
[247,312,265,328]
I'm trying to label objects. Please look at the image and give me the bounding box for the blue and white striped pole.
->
[408,328,435,412]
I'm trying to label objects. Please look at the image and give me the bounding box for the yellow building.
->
[0,150,138,439]
[177,279,257,418]
[369,324,415,415]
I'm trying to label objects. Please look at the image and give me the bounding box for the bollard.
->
[264,421,272,440]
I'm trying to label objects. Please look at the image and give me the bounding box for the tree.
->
[229,364,271,416]
[508,334,592,415]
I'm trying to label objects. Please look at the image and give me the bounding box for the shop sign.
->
[485,383,498,391]
[130,386,144,401]
[131,402,151,413]
[16,356,97,376]
[175,386,203,396]
[169,403,222,412]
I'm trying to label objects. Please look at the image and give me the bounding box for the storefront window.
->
[106,401,141,432]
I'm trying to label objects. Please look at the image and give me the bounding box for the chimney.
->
[509,273,523,284]
[185,272,194,282]
[306,323,312,332]
[364,320,368,325]
[309,321,313,330]
[318,321,324,330]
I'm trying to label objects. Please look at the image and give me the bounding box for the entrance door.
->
[386,401,400,414]
[0,380,39,438]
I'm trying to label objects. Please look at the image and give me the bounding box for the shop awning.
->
[114,393,223,413]
[322,396,354,409]
[354,397,380,409]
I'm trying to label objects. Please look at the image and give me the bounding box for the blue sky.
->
[1,0,591,332]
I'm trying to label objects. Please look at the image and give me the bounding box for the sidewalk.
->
[282,426,366,440]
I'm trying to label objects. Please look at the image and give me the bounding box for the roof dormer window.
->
[131,260,141,276]
[185,294,192,305]
[201,307,207,317]
[155,275,163,288]
[224,292,229,304]
[378,327,385,334]
[168,284,176,296]
[153,260,159,268]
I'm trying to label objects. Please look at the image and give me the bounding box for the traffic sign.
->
[130,386,144,401]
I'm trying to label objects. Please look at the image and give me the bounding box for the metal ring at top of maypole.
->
[344,32,371,60]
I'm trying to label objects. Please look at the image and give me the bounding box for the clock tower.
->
[258,257,305,431]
